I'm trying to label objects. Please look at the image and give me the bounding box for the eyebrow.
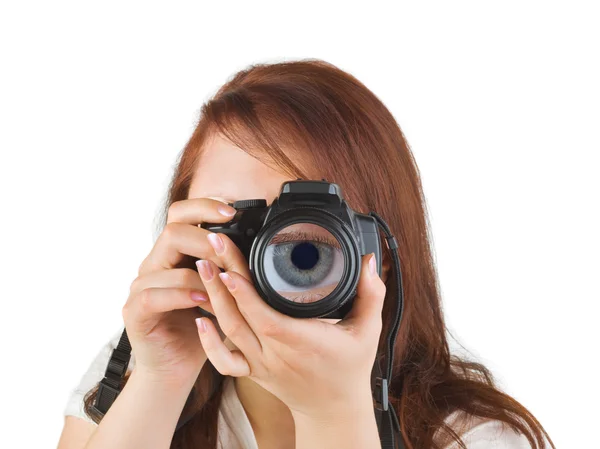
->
[269,230,341,249]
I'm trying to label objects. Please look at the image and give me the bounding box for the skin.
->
[57,133,389,449]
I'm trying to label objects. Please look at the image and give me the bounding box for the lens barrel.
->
[249,207,360,319]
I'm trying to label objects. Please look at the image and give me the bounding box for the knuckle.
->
[137,256,150,277]
[121,302,130,321]
[138,288,153,309]
[223,321,245,340]
[246,363,259,379]
[166,201,183,223]
[260,322,281,338]
[161,222,178,241]
[129,276,142,294]
[177,268,199,287]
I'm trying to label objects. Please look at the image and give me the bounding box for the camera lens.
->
[262,223,344,304]
[249,208,361,319]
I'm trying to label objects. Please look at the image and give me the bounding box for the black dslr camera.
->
[201,180,382,319]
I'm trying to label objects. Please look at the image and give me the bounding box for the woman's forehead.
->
[188,133,293,203]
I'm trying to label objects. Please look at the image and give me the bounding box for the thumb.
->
[338,253,386,335]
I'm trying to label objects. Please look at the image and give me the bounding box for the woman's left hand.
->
[194,232,386,423]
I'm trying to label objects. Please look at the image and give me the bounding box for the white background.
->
[0,1,597,448]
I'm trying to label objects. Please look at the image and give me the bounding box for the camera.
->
[201,180,382,319]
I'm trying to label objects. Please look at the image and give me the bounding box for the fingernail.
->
[217,204,237,217]
[196,317,207,333]
[369,254,377,276]
[218,272,236,290]
[207,233,225,254]
[196,260,213,281]
[190,291,207,302]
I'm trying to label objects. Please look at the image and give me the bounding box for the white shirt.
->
[64,330,533,448]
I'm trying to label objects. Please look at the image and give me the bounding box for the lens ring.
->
[249,207,360,318]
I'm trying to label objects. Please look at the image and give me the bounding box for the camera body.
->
[201,180,382,319]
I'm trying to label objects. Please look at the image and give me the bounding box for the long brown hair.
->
[85,59,554,449]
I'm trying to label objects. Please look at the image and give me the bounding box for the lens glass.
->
[262,223,344,304]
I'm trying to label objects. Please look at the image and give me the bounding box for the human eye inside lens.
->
[263,224,344,304]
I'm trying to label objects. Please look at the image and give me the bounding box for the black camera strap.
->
[370,211,406,449]
[91,329,193,432]
[90,329,131,420]
[93,213,406,448]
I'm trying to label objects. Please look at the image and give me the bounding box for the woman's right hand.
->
[121,198,250,386]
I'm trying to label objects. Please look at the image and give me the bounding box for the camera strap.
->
[369,211,406,449]
[90,328,130,420]
[91,329,194,432]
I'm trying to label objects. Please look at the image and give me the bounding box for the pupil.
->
[291,242,319,270]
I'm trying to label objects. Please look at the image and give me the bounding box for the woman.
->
[57,59,554,449]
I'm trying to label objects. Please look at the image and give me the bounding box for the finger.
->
[167,197,237,225]
[338,253,386,336]
[196,259,262,356]
[129,268,206,295]
[205,232,251,280]
[128,268,216,316]
[219,270,303,343]
[138,223,220,275]
[196,317,250,377]
[123,287,213,328]
[138,198,237,275]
